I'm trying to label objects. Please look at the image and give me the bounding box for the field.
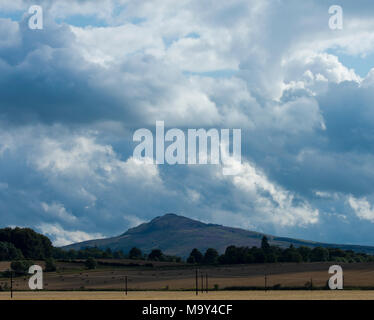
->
[1,290,374,300]
[1,260,374,299]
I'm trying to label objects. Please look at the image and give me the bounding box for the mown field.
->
[1,260,374,293]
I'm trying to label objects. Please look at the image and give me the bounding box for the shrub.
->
[45,258,57,272]
[129,247,143,259]
[11,260,34,275]
[85,257,97,270]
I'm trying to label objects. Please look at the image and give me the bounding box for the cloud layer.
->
[1,0,374,246]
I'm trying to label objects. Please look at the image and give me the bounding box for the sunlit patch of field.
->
[1,290,374,300]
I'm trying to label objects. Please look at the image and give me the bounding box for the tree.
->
[222,246,236,264]
[187,248,203,264]
[328,248,345,260]
[253,247,266,263]
[45,258,57,272]
[103,248,113,259]
[278,245,302,263]
[265,251,277,263]
[85,257,97,269]
[11,260,33,275]
[0,242,23,261]
[261,236,270,251]
[0,227,53,259]
[187,255,196,264]
[129,247,143,259]
[113,250,125,259]
[148,249,163,261]
[297,246,312,262]
[204,248,219,264]
[311,247,329,262]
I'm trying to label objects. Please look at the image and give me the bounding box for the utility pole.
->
[264,274,267,292]
[10,269,13,299]
[195,269,198,296]
[125,276,128,295]
[201,273,204,293]
[206,273,208,293]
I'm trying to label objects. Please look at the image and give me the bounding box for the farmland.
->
[1,290,374,300]
[1,260,374,295]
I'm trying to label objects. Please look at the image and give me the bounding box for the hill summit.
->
[63,213,374,257]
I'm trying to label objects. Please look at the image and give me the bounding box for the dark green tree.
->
[148,249,163,261]
[310,247,329,262]
[204,248,219,264]
[261,236,270,251]
[129,247,143,259]
[45,258,57,272]
[85,257,98,269]
[113,250,125,259]
[0,227,53,259]
[103,248,113,258]
[265,251,277,263]
[0,242,23,261]
[222,246,238,264]
[281,246,302,263]
[297,246,312,262]
[11,260,33,275]
[187,248,203,264]
[253,247,266,263]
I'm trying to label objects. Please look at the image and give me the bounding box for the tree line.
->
[0,228,373,268]
[186,236,374,265]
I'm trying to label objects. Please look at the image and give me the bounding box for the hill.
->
[62,213,374,257]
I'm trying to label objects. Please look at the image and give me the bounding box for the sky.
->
[1,0,374,247]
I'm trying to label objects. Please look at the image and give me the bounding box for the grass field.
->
[2,260,374,294]
[1,290,374,300]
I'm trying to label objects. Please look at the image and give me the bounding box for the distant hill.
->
[62,213,374,257]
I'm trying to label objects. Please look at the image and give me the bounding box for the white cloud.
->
[32,135,161,185]
[283,52,361,97]
[348,196,374,223]
[123,215,146,228]
[41,202,77,223]
[38,223,104,246]
[0,19,20,48]
[70,24,164,66]
[227,161,319,227]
